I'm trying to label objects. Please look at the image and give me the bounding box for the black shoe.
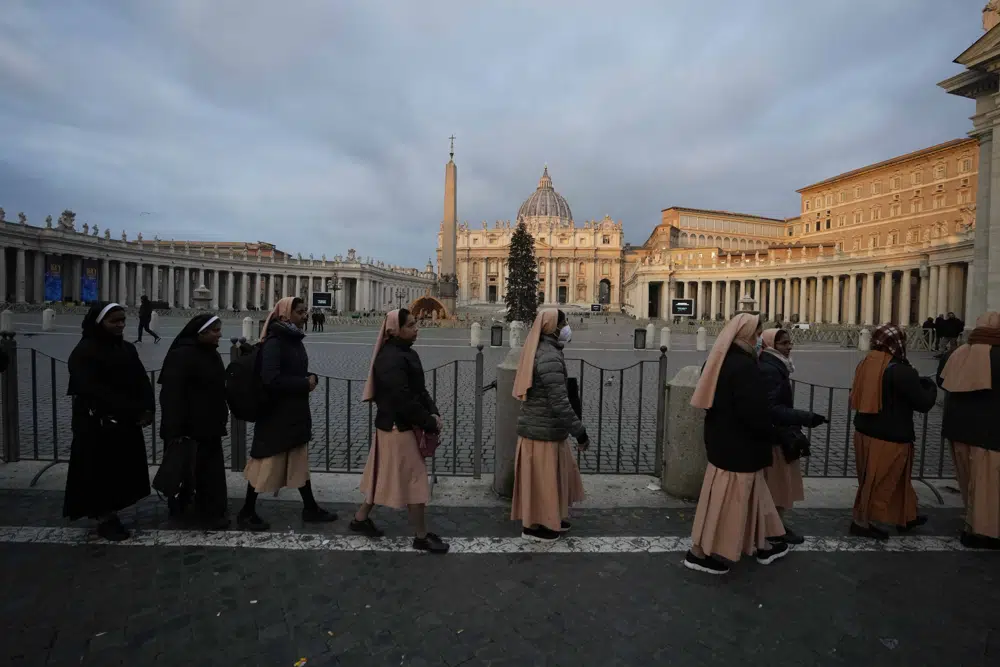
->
[683,551,729,575]
[349,518,384,538]
[756,541,790,565]
[522,526,561,542]
[897,515,928,533]
[97,517,130,542]
[769,526,805,545]
[960,531,1000,550]
[850,522,889,541]
[237,512,269,532]
[154,337,161,344]
[559,520,571,533]
[413,532,449,553]
[302,507,338,523]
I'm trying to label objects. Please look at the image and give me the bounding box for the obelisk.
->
[438,136,458,315]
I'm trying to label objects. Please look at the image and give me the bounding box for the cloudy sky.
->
[0,1,988,267]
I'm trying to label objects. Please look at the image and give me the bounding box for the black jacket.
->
[937,345,1000,453]
[371,338,439,433]
[139,300,153,321]
[853,359,937,444]
[758,351,814,428]
[703,346,775,473]
[158,338,229,442]
[250,322,313,458]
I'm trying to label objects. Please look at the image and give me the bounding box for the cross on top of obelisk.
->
[449,134,456,159]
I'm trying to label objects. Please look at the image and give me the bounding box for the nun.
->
[63,302,155,541]
[158,314,230,529]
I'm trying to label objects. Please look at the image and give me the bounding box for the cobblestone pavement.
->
[5,316,948,478]
[0,490,997,666]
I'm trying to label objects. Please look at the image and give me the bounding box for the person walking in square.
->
[684,313,788,575]
[510,308,588,542]
[136,295,161,344]
[351,308,449,553]
[157,314,230,530]
[237,296,337,530]
[758,328,827,544]
[63,302,154,541]
[938,311,1000,550]
[850,324,937,540]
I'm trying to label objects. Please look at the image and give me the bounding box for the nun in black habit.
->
[63,302,154,541]
[157,314,230,529]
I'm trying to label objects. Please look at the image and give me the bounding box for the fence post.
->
[228,337,248,472]
[473,344,484,479]
[653,346,668,475]
[0,332,20,462]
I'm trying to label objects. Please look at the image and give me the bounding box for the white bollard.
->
[0,310,13,333]
[471,322,483,347]
[645,322,656,349]
[858,328,871,351]
[42,308,56,332]
[660,326,671,351]
[242,316,255,341]
[696,326,708,351]
[150,311,161,333]
[509,320,526,349]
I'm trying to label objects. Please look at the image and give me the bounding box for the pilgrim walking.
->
[136,295,161,344]
[510,309,588,542]
[938,312,1000,550]
[157,314,230,529]
[238,296,337,530]
[758,328,827,544]
[63,303,154,541]
[684,312,787,575]
[352,309,449,553]
[850,324,937,539]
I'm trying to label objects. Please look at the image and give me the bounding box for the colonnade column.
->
[880,272,893,325]
[118,262,128,306]
[831,275,841,325]
[182,267,190,308]
[240,272,249,310]
[150,266,159,302]
[225,271,234,310]
[847,274,858,325]
[782,278,792,322]
[814,276,824,323]
[928,265,940,318]
[706,281,715,319]
[863,274,875,326]
[100,259,110,301]
[936,264,950,315]
[135,263,144,301]
[768,279,777,321]
[798,277,807,322]
[899,270,912,326]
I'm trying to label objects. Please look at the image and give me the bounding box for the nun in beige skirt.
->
[359,428,429,509]
[510,437,585,533]
[244,444,310,493]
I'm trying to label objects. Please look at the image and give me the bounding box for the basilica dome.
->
[516,167,573,226]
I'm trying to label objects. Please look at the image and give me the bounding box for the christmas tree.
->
[504,221,539,323]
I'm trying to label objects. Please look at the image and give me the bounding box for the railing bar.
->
[616,368,624,473]
[452,363,459,475]
[149,370,157,465]
[346,379,352,473]
[325,377,331,472]
[804,384,815,476]
[917,410,929,479]
[30,350,38,459]
[432,368,439,481]
[635,362,644,474]
[843,391,852,477]
[50,358,58,461]
[822,387,833,477]
[937,428,947,479]
[577,360,585,468]
[597,369,604,473]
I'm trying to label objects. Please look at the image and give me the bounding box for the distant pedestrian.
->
[938,311,1000,550]
[63,302,154,541]
[237,297,337,531]
[510,309,588,542]
[934,314,946,351]
[759,328,827,544]
[136,295,161,344]
[158,314,230,530]
[849,324,936,540]
[351,308,449,553]
[684,312,787,575]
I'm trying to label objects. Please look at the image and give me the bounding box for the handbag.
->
[412,426,441,458]
[566,377,583,419]
[776,427,811,463]
[152,437,198,497]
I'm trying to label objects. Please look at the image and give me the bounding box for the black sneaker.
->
[960,531,1000,550]
[302,507,338,523]
[413,532,449,554]
[97,517,130,542]
[849,522,889,541]
[769,526,805,545]
[349,518,384,538]
[522,526,561,542]
[237,512,270,532]
[756,541,790,565]
[559,521,571,533]
[154,337,161,344]
[683,551,729,575]
[896,515,928,533]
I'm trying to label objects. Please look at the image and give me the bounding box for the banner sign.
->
[44,262,63,302]
[591,304,602,312]
[671,298,695,317]
[311,292,333,308]
[81,267,99,303]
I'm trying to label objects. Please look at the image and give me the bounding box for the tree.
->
[504,221,539,323]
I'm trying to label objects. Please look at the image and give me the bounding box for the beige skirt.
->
[359,428,429,509]
[244,444,310,493]
[953,442,1000,539]
[510,437,585,531]
[764,445,805,510]
[691,463,785,562]
[852,433,917,527]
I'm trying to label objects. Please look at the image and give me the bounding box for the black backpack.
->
[225,342,267,422]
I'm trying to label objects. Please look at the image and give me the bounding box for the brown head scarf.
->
[512,309,561,401]
[940,311,1000,393]
[850,324,908,414]
[362,309,401,402]
[260,296,298,341]
[690,313,760,410]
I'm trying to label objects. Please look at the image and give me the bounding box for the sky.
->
[0,0,989,267]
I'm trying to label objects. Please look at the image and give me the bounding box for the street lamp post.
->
[395,287,406,306]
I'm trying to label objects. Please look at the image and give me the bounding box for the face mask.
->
[558,325,573,344]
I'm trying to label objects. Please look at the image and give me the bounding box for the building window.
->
[959,190,972,204]
[934,164,946,180]
[871,205,882,220]
[854,185,863,198]
[838,191,846,203]
[905,229,916,243]
[836,241,844,252]
[602,235,610,244]
[837,215,846,227]
[933,194,946,209]
[825,194,833,207]
[890,203,901,217]
[814,197,821,209]
[825,219,831,229]
[868,234,879,249]
[872,181,882,195]
[891,176,901,190]
[853,238,861,251]
[911,199,923,214]
[911,171,922,185]
[961,177,970,187]
[853,210,862,224]
[887,231,899,245]
[961,158,972,173]
[804,200,811,212]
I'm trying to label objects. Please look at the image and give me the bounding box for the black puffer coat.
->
[371,338,439,433]
[758,351,814,428]
[250,321,313,458]
[516,336,586,442]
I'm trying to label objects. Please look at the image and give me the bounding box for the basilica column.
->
[831,275,842,324]
[928,265,940,317]
[880,272,893,325]
[899,270,912,326]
